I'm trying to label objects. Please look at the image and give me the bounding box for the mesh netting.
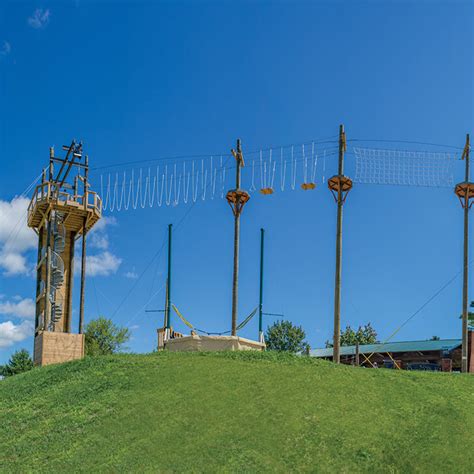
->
[353,147,456,187]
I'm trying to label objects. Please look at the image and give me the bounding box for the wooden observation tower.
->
[27,140,102,366]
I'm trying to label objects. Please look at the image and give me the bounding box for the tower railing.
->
[27,181,102,222]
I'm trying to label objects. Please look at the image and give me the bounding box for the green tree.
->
[430,335,440,341]
[265,320,310,353]
[459,301,474,327]
[326,323,378,348]
[0,349,34,377]
[85,317,131,356]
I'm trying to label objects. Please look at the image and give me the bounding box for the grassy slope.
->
[1,351,473,473]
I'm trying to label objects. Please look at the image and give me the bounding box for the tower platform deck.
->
[28,181,102,234]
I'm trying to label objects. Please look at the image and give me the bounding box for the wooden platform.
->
[34,331,85,366]
[27,182,101,235]
[165,335,265,352]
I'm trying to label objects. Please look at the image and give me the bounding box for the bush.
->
[265,320,310,353]
[85,317,131,356]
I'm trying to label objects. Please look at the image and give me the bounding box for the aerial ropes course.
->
[95,140,457,213]
[88,124,470,370]
[97,142,338,212]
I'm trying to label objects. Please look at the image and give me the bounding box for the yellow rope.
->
[385,352,401,370]
[172,304,194,330]
[361,353,376,368]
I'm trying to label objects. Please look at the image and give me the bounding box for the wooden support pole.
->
[231,139,244,337]
[78,218,87,334]
[34,225,44,332]
[332,124,346,364]
[462,133,470,373]
[79,154,90,334]
[66,231,76,333]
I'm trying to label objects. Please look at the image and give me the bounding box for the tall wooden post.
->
[226,139,249,336]
[35,226,44,331]
[78,155,89,334]
[328,125,352,363]
[258,228,265,343]
[78,218,87,334]
[455,134,472,373]
[66,231,76,333]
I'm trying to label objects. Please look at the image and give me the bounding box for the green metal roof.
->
[310,339,461,358]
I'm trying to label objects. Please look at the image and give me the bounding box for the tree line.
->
[1,316,384,378]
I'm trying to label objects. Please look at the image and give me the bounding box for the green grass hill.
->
[1,351,473,472]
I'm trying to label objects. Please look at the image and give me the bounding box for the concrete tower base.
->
[34,331,85,366]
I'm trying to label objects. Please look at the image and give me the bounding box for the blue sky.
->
[0,0,472,364]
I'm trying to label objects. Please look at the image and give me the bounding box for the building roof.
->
[310,339,462,358]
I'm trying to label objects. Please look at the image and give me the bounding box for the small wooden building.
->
[310,330,474,372]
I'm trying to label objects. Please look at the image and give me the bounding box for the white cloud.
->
[0,252,29,276]
[89,216,116,250]
[0,196,121,278]
[0,197,36,253]
[0,197,36,276]
[93,216,117,232]
[124,270,138,279]
[90,234,109,250]
[75,217,121,276]
[0,298,35,319]
[0,320,34,348]
[27,9,50,29]
[87,251,122,277]
[0,41,11,56]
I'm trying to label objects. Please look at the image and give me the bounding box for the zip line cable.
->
[91,135,341,171]
[363,263,468,364]
[348,138,464,150]
[110,234,168,318]
[2,171,44,251]
[124,280,167,329]
[19,170,45,197]
[91,135,462,173]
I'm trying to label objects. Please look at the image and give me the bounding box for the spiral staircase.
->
[48,212,66,329]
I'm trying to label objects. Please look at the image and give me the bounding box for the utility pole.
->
[226,139,250,336]
[258,228,265,343]
[328,125,352,363]
[166,223,173,340]
[454,134,472,373]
